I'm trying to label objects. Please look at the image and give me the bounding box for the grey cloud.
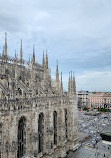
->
[0,0,111,91]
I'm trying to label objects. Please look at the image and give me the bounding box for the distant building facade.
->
[77,91,111,109]
[88,92,111,109]
[77,91,89,108]
[0,34,78,158]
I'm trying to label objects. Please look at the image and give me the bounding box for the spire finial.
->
[42,50,45,67]
[73,71,76,93]
[70,71,73,94]
[2,46,5,56]
[33,44,35,63]
[29,54,30,63]
[57,60,58,71]
[61,72,63,91]
[20,39,23,64]
[56,60,59,82]
[68,71,71,94]
[5,32,7,56]
[71,70,72,82]
[15,50,17,64]
[15,50,16,58]
[46,49,48,69]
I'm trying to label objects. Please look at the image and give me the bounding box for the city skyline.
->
[0,0,111,91]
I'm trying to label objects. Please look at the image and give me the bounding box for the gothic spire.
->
[68,72,70,93]
[31,54,33,63]
[73,72,76,93]
[2,46,5,56]
[29,54,30,63]
[71,71,73,93]
[61,72,63,91]
[20,39,23,64]
[33,44,35,63]
[15,50,17,58]
[5,32,7,56]
[56,60,59,82]
[15,50,17,64]
[42,50,45,67]
[45,50,48,69]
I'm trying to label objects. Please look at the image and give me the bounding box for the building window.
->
[53,111,57,145]
[17,117,26,158]
[38,113,44,153]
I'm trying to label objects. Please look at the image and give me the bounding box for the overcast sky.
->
[0,0,111,92]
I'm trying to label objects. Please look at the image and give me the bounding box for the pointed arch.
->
[38,113,44,153]
[17,116,26,158]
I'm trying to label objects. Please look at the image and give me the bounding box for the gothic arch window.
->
[17,117,26,158]
[64,109,68,140]
[38,113,44,153]
[0,124,2,158]
[53,111,57,145]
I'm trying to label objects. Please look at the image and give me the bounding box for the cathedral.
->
[0,33,78,158]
